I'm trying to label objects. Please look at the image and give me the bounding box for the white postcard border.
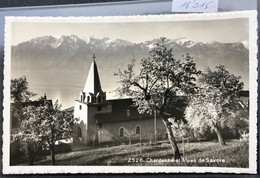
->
[3,11,258,174]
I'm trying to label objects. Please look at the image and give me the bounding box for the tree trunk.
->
[28,143,37,165]
[50,145,56,165]
[128,137,131,146]
[163,119,181,159]
[214,126,226,146]
[182,137,185,158]
[29,152,36,165]
[140,132,142,155]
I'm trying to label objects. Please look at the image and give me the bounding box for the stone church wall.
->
[74,101,89,144]
[86,105,100,145]
[100,118,166,143]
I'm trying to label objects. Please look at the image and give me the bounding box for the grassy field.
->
[28,139,249,167]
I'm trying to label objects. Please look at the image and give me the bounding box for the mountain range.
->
[11,35,249,108]
[11,35,248,72]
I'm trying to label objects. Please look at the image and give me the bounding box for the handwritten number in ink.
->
[179,0,215,10]
[185,1,191,8]
[192,0,198,8]
[199,3,206,8]
[179,2,187,8]
[193,3,199,8]
[180,1,191,9]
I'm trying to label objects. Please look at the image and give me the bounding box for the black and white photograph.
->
[3,11,257,174]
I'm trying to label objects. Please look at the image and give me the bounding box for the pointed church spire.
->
[83,54,102,96]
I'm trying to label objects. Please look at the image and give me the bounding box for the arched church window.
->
[82,93,86,102]
[91,96,96,103]
[165,132,168,140]
[79,105,82,110]
[87,96,90,102]
[126,109,130,117]
[136,125,141,135]
[119,127,124,137]
[98,123,103,129]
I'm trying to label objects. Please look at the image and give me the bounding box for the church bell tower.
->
[74,54,106,145]
[79,53,106,104]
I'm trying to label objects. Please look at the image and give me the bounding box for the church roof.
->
[83,55,102,95]
[95,96,189,124]
[95,98,152,123]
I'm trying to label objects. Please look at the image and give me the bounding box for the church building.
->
[73,54,167,145]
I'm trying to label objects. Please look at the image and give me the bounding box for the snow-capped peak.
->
[175,37,189,45]
[27,35,83,49]
[174,37,197,48]
[53,35,63,39]
[241,41,249,49]
[82,36,91,43]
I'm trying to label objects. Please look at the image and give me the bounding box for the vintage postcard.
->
[3,11,258,174]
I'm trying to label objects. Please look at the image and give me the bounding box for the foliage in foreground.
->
[185,65,245,145]
[13,100,78,165]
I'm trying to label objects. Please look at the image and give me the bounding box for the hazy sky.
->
[12,18,248,45]
[11,18,249,108]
